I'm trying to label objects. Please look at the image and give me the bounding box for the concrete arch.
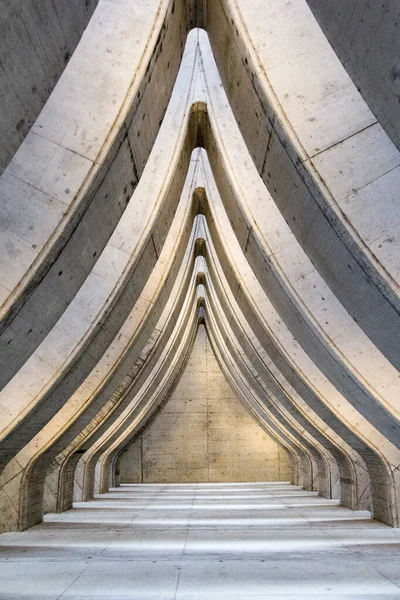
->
[306,1,400,151]
[205,1,400,370]
[0,0,193,389]
[0,0,99,173]
[3,28,399,477]
[1,3,400,534]
[0,176,205,530]
[94,300,302,500]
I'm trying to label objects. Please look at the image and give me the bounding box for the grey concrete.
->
[0,30,200,469]
[62,32,400,524]
[85,276,303,505]
[1,0,400,541]
[1,483,400,599]
[0,0,99,174]
[206,0,400,372]
[306,1,400,151]
[118,325,292,483]
[0,0,191,389]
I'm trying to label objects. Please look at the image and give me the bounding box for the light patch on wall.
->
[119,324,292,483]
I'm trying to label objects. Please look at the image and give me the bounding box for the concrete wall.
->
[306,0,400,150]
[118,325,293,483]
[2,0,400,531]
[0,0,99,174]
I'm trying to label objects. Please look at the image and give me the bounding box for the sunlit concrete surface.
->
[2,1,400,535]
[1,483,400,599]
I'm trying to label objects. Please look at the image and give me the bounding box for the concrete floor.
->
[1,483,400,599]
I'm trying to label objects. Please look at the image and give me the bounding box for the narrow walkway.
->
[1,483,400,599]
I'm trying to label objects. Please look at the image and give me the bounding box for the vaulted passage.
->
[117,325,292,484]
[1,0,400,595]
[1,483,400,598]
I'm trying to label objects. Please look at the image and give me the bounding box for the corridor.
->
[1,482,400,599]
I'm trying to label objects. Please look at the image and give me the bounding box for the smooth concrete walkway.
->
[1,483,400,599]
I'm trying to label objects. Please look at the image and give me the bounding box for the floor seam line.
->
[56,560,92,599]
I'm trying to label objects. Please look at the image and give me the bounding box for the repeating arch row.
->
[1,3,400,531]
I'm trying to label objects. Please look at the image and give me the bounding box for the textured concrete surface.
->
[0,0,189,389]
[0,31,200,470]
[1,0,400,537]
[1,483,400,599]
[75,280,206,506]
[118,325,292,483]
[0,0,99,174]
[207,0,400,372]
[307,1,400,151]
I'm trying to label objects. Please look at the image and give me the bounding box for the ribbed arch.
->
[1,3,400,533]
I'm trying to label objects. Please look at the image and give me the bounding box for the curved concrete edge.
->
[6,172,394,524]
[82,281,205,501]
[0,33,202,458]
[1,149,398,524]
[1,19,400,530]
[0,176,204,531]
[0,0,195,389]
[197,29,400,444]
[3,27,393,478]
[196,150,400,525]
[48,166,340,516]
[0,0,99,174]
[305,1,400,153]
[206,0,400,371]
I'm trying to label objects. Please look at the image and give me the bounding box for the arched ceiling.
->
[0,2,399,532]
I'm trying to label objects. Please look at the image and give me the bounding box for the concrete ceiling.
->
[0,1,400,532]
